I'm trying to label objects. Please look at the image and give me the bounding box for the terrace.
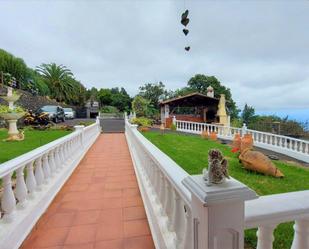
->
[0,115,309,249]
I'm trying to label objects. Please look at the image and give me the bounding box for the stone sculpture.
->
[203,149,229,186]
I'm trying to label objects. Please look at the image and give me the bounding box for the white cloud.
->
[0,0,308,111]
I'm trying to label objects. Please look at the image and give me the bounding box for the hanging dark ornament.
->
[185,46,190,51]
[181,9,189,20]
[181,18,190,27]
[181,9,190,27]
[183,29,189,36]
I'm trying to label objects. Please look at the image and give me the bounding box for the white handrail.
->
[0,122,101,249]
[245,191,309,249]
[175,119,309,163]
[125,118,192,249]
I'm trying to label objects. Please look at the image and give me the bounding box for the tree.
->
[98,88,112,106]
[187,74,240,119]
[241,104,256,125]
[0,49,28,88]
[36,63,73,102]
[138,82,166,107]
[132,96,149,117]
[110,87,131,111]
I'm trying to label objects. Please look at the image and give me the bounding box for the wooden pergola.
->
[159,92,220,127]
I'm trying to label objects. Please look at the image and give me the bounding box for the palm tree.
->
[36,63,73,102]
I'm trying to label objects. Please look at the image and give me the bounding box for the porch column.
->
[182,175,258,249]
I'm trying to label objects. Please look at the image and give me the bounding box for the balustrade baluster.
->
[163,179,173,226]
[49,150,56,176]
[149,161,156,186]
[158,173,166,215]
[154,168,161,200]
[55,147,62,170]
[291,219,309,249]
[256,224,277,249]
[59,145,66,165]
[182,205,192,249]
[167,188,176,231]
[42,154,50,183]
[173,195,186,247]
[15,166,28,208]
[34,157,44,190]
[162,178,170,216]
[26,161,36,198]
[1,173,16,222]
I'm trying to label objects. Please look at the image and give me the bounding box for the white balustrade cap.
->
[182,175,258,205]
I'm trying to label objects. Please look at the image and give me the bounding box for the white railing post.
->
[183,175,257,249]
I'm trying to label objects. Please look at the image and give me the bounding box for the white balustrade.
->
[175,119,309,163]
[0,122,100,249]
[125,117,258,249]
[245,190,309,249]
[125,119,192,249]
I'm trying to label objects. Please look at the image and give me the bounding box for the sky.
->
[0,0,308,121]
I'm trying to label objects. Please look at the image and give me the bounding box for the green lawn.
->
[0,129,71,164]
[143,131,309,249]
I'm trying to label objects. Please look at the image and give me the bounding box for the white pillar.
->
[172,116,176,125]
[182,175,258,249]
[242,123,247,136]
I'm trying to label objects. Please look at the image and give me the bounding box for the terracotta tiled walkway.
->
[21,134,155,249]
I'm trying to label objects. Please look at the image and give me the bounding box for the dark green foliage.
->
[0,49,28,87]
[241,104,256,125]
[138,82,166,107]
[110,87,131,112]
[132,96,149,117]
[98,88,112,106]
[100,105,119,113]
[187,74,240,119]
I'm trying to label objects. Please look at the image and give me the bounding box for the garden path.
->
[21,133,155,249]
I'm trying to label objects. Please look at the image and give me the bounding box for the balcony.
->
[0,116,309,249]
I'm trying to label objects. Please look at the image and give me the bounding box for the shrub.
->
[132,96,149,117]
[78,121,95,126]
[0,105,25,114]
[131,117,152,127]
[100,105,119,114]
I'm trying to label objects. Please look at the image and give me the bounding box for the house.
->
[85,99,100,118]
[159,86,230,127]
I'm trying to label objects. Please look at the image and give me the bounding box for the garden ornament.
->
[181,10,189,26]
[203,149,230,186]
[183,29,189,35]
[239,148,284,178]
